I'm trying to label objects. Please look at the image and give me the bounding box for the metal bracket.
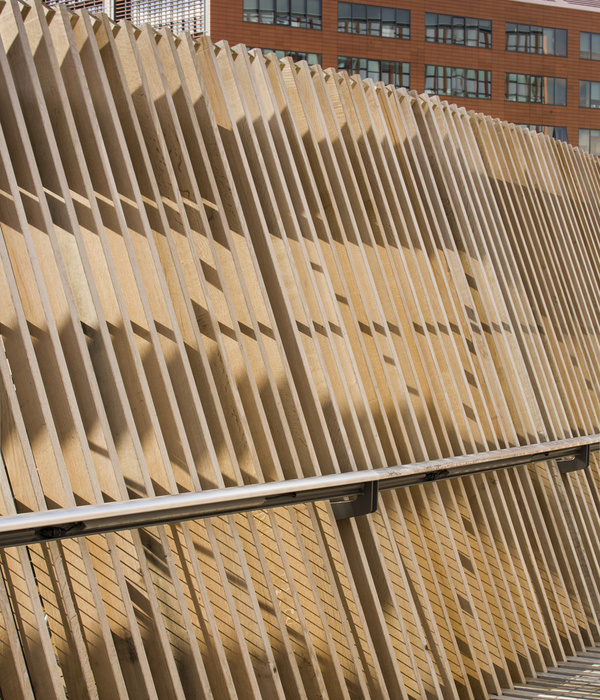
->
[37,522,85,541]
[424,468,450,482]
[331,481,379,520]
[557,444,590,474]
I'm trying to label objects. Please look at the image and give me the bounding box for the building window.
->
[580,81,600,108]
[580,32,600,60]
[579,128,600,155]
[337,3,409,38]
[505,73,567,105]
[520,125,568,141]
[59,0,105,13]
[108,0,205,33]
[505,24,567,56]
[425,65,492,99]
[260,49,322,65]
[425,13,491,48]
[243,0,322,29]
[338,56,410,88]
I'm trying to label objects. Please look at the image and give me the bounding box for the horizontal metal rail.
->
[0,434,598,549]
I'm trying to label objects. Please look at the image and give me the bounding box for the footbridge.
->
[0,1,599,697]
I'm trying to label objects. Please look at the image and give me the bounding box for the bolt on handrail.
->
[0,434,598,549]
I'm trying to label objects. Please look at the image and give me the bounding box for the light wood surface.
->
[0,3,599,697]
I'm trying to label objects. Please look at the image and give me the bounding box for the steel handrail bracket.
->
[0,434,598,548]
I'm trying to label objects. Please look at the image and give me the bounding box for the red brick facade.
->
[207,0,600,146]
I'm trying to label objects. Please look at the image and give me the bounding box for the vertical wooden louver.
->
[0,1,599,697]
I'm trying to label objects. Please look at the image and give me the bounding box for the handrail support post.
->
[557,444,590,474]
[332,481,379,520]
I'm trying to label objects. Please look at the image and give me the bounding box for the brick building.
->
[58,0,600,153]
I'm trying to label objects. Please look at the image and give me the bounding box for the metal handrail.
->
[0,434,598,548]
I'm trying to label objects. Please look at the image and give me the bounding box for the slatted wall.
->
[0,1,599,697]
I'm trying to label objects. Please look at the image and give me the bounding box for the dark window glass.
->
[580,80,600,108]
[552,126,568,141]
[424,64,435,92]
[581,31,591,59]
[505,23,567,56]
[593,33,600,61]
[381,7,394,37]
[367,59,380,81]
[338,3,409,38]
[466,17,478,47]
[367,5,380,35]
[425,65,491,99]
[517,24,528,51]
[437,65,447,94]
[453,67,465,96]
[555,28,567,56]
[581,31,600,60]
[530,25,543,53]
[276,0,289,24]
[261,0,275,23]
[453,16,465,45]
[580,80,591,107]
[290,0,304,27]
[396,9,409,38]
[580,128,591,152]
[425,13,437,42]
[438,15,452,43]
[244,0,259,21]
[338,1,350,30]
[479,19,492,48]
[307,0,320,27]
[338,55,410,88]
[554,78,567,106]
[352,3,366,34]
[579,128,600,155]
[506,22,517,50]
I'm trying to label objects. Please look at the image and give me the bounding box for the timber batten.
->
[0,1,599,698]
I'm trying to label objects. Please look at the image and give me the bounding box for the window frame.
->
[580,31,600,60]
[520,124,568,142]
[579,128,600,155]
[338,2,410,39]
[580,80,600,108]
[244,0,322,29]
[505,73,567,105]
[338,55,410,88]
[260,48,322,65]
[425,64,492,99]
[505,23,567,56]
[425,13,492,48]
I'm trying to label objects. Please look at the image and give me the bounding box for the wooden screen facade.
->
[0,1,599,698]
